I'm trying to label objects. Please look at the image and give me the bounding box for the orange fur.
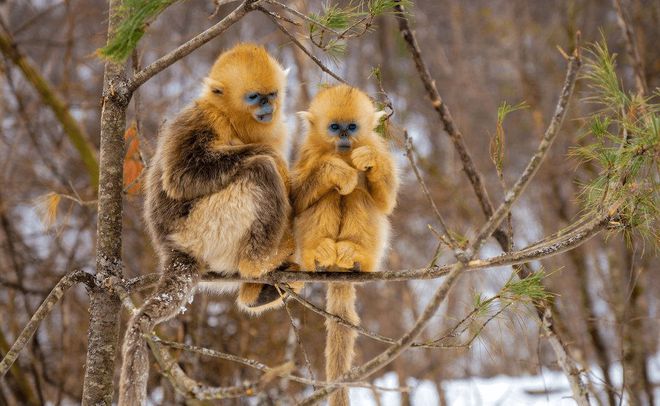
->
[291,85,399,405]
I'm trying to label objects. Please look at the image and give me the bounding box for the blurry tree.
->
[0,0,658,405]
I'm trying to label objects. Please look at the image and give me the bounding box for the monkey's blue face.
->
[245,91,278,123]
[327,121,359,152]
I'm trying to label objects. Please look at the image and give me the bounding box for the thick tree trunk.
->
[81,0,131,403]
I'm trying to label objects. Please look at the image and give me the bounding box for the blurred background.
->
[0,0,658,404]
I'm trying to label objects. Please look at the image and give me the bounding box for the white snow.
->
[349,353,660,405]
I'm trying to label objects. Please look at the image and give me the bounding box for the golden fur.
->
[119,44,297,405]
[291,85,399,405]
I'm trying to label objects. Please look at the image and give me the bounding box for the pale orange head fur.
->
[202,43,288,130]
[299,85,385,154]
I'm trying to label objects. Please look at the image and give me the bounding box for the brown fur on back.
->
[119,43,295,405]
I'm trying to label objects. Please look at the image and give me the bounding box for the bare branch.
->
[128,0,259,91]
[393,1,496,231]
[403,131,460,252]
[153,337,409,393]
[468,52,582,256]
[259,7,347,84]
[0,29,99,189]
[0,270,95,377]
[613,0,648,95]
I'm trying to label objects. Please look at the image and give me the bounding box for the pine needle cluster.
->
[572,39,659,245]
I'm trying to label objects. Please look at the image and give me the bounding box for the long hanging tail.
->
[118,311,151,405]
[119,251,199,405]
[325,282,359,406]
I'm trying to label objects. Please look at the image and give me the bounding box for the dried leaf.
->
[123,122,144,195]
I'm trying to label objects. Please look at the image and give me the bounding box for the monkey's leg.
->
[326,283,359,406]
[335,193,379,272]
[297,194,342,272]
[119,251,200,405]
[235,156,293,313]
[238,229,300,314]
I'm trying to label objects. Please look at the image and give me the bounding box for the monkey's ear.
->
[373,110,387,128]
[297,111,314,132]
[204,77,224,95]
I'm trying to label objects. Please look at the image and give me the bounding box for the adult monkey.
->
[119,44,296,405]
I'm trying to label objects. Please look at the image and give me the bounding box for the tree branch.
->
[128,0,260,91]
[0,270,95,378]
[612,0,647,95]
[0,30,99,189]
[259,7,347,84]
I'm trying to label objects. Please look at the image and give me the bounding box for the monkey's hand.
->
[325,157,358,195]
[351,146,379,172]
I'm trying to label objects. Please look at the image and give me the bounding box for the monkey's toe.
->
[335,241,357,269]
[315,239,337,267]
[275,261,300,272]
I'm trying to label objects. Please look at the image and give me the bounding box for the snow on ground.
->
[350,353,660,405]
[350,369,577,405]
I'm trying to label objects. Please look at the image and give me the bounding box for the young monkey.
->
[292,85,399,406]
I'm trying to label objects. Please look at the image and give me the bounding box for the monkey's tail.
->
[118,311,150,406]
[325,282,359,406]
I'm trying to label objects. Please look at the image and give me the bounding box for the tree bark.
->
[80,0,131,403]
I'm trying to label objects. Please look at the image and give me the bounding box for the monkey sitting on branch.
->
[291,85,399,406]
[119,43,297,405]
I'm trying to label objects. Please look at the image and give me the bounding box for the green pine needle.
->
[573,36,659,245]
[99,0,180,62]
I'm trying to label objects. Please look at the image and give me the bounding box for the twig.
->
[153,337,409,392]
[264,0,341,35]
[128,0,260,91]
[297,263,465,405]
[393,1,496,232]
[0,270,95,377]
[393,4,591,404]
[403,131,461,253]
[467,52,582,256]
[276,286,316,386]
[259,7,347,84]
[612,0,647,96]
[281,284,507,350]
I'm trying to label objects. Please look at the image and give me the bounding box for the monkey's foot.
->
[237,283,285,315]
[314,238,337,268]
[335,241,360,269]
[238,258,270,278]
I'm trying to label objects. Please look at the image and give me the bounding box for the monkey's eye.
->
[211,88,222,95]
[245,93,260,104]
[348,123,358,132]
[268,92,278,100]
[329,123,341,133]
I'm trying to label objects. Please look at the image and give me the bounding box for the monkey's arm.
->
[291,155,357,214]
[351,145,399,214]
[162,127,279,200]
